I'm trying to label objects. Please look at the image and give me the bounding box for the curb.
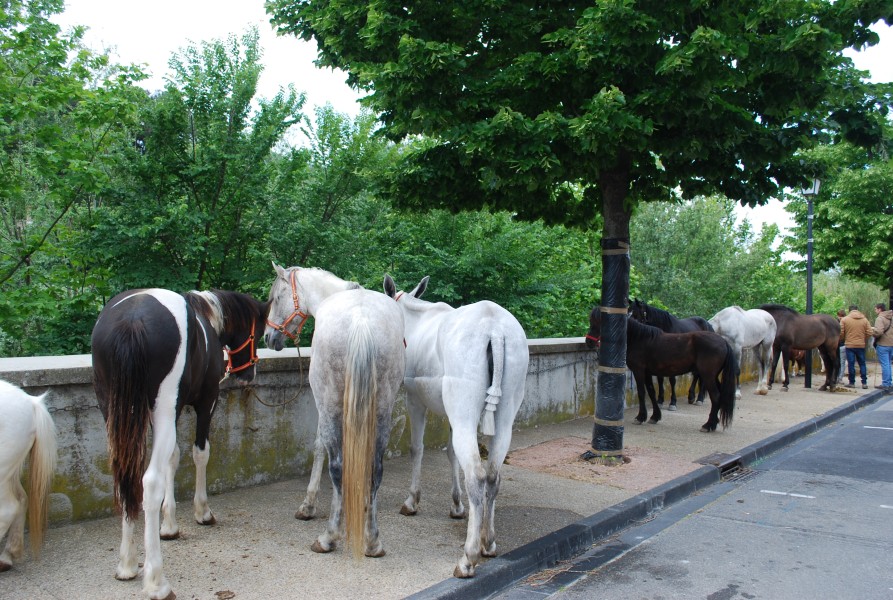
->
[407,389,887,600]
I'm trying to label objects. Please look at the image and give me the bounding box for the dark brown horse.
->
[629,299,711,408]
[759,304,840,391]
[587,307,736,432]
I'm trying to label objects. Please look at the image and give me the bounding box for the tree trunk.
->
[587,156,632,458]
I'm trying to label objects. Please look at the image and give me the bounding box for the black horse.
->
[91,288,269,600]
[759,304,840,391]
[587,306,736,432]
[628,299,713,408]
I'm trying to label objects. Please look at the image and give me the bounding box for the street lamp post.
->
[802,178,821,388]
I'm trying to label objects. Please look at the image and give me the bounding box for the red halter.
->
[225,317,259,375]
[585,334,600,346]
[266,269,309,343]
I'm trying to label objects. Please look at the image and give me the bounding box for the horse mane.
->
[641,303,677,329]
[760,303,797,314]
[626,315,663,341]
[305,267,362,291]
[186,290,265,335]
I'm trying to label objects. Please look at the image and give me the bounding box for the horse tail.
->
[719,340,737,428]
[26,393,57,557]
[106,321,153,523]
[481,334,505,437]
[342,317,377,560]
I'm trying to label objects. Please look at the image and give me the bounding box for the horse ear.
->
[383,274,397,299]
[410,276,429,299]
[272,261,287,279]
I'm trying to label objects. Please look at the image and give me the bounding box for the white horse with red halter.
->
[0,380,57,573]
[265,263,405,559]
[384,275,529,579]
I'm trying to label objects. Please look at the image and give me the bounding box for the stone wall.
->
[0,339,783,525]
[1,339,605,524]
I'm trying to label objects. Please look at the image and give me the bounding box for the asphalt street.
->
[495,393,893,600]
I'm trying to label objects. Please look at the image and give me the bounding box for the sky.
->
[53,2,892,237]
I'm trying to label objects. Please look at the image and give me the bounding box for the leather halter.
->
[585,334,600,346]
[225,318,258,375]
[266,268,309,343]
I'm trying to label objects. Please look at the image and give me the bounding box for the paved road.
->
[495,394,893,599]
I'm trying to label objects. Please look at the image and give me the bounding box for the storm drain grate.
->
[721,465,759,484]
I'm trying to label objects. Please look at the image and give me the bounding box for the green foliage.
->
[813,272,886,316]
[784,124,893,304]
[268,0,892,224]
[630,196,800,318]
[84,29,305,296]
[0,0,145,356]
[383,209,600,339]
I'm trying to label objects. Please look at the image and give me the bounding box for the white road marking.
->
[863,426,893,431]
[760,490,816,499]
[880,505,893,510]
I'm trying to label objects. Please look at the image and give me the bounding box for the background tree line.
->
[0,1,888,357]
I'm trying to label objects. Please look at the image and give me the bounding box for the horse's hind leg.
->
[192,441,215,525]
[160,442,180,539]
[191,404,216,526]
[446,435,466,519]
[451,428,485,578]
[0,480,25,571]
[312,440,343,554]
[297,423,325,520]
[668,376,678,410]
[115,514,139,580]
[363,423,391,558]
[479,405,517,559]
[141,417,177,600]
[400,399,428,516]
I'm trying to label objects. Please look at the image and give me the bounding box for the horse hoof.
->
[365,547,386,558]
[400,504,417,516]
[295,509,315,521]
[453,564,475,579]
[657,400,664,406]
[699,425,715,433]
[818,385,828,392]
[0,561,11,573]
[160,531,180,541]
[449,508,467,520]
[668,405,678,412]
[310,540,334,554]
[781,386,789,392]
[696,400,705,405]
[198,514,216,526]
[756,389,768,396]
[648,418,660,424]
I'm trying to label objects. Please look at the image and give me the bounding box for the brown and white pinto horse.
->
[91,288,268,600]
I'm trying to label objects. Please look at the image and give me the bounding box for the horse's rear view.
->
[0,380,56,573]
[92,288,267,600]
[265,264,405,559]
[385,275,529,578]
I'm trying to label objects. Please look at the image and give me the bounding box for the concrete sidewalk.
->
[1,370,885,600]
